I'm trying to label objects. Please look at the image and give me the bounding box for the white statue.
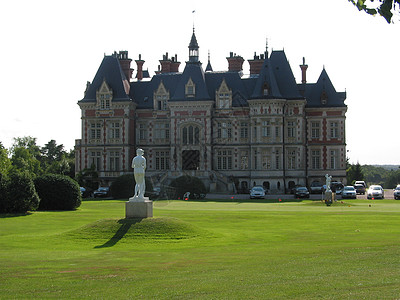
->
[325,174,332,193]
[132,148,146,199]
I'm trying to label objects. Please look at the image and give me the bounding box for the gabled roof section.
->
[251,54,282,99]
[270,51,303,99]
[171,63,210,101]
[302,68,346,108]
[80,55,131,103]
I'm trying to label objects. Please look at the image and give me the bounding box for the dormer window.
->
[185,78,195,98]
[263,83,269,96]
[216,79,232,109]
[154,81,169,110]
[96,80,113,110]
[321,90,328,105]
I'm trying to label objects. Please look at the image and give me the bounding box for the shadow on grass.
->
[94,218,143,249]
[0,212,33,218]
[179,198,310,204]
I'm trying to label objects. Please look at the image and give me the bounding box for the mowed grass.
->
[1,199,400,299]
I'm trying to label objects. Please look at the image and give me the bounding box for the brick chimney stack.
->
[170,54,181,73]
[159,52,172,73]
[135,54,145,81]
[248,52,265,75]
[226,52,244,72]
[118,51,133,80]
[300,57,308,84]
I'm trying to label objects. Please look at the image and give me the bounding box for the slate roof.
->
[300,68,346,108]
[80,55,131,103]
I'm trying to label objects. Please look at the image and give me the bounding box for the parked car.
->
[310,181,324,194]
[354,184,366,195]
[342,186,357,199]
[355,181,367,188]
[393,185,400,200]
[294,186,310,198]
[330,182,344,195]
[93,187,110,198]
[250,186,265,199]
[367,185,384,199]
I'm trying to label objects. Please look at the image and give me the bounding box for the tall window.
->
[155,95,168,110]
[330,122,339,139]
[240,151,248,170]
[287,121,296,138]
[154,123,170,140]
[154,81,169,110]
[217,150,232,170]
[90,151,102,171]
[261,121,271,137]
[311,150,321,169]
[155,151,170,170]
[109,122,120,139]
[217,122,232,139]
[109,151,120,171]
[263,151,272,169]
[139,123,147,140]
[97,80,113,110]
[185,78,195,97]
[240,122,249,138]
[216,79,232,109]
[330,150,338,169]
[182,125,200,144]
[287,150,296,169]
[275,151,280,169]
[254,150,258,170]
[90,122,102,140]
[311,122,320,139]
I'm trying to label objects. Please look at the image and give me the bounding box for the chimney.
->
[170,54,181,72]
[248,52,264,75]
[135,54,145,81]
[300,57,308,84]
[118,51,133,80]
[159,52,172,73]
[226,52,244,72]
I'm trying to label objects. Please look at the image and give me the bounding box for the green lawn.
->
[1,199,400,299]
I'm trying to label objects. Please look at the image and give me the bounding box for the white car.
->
[393,185,400,200]
[341,186,357,199]
[250,186,265,199]
[367,185,384,199]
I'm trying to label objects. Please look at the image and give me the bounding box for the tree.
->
[10,147,43,177]
[348,0,400,23]
[0,142,11,178]
[347,162,365,185]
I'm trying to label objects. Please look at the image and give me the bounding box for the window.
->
[110,122,120,139]
[287,150,296,169]
[311,122,320,139]
[155,151,170,170]
[217,150,232,170]
[330,150,338,169]
[109,151,120,171]
[90,122,102,140]
[311,150,321,169]
[139,123,147,140]
[330,122,339,139]
[275,151,280,169]
[263,151,272,170]
[182,125,200,144]
[185,78,195,97]
[216,79,232,109]
[96,80,113,110]
[217,122,232,139]
[275,126,280,138]
[287,121,296,138]
[154,123,170,140]
[254,150,258,170]
[90,151,102,171]
[261,121,271,137]
[240,122,249,138]
[154,81,169,110]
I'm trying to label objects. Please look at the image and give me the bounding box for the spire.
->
[188,27,199,63]
[265,37,269,58]
[205,50,213,72]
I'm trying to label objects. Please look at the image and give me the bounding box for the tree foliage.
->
[347,162,365,185]
[0,142,11,178]
[348,0,400,23]
[110,174,153,199]
[169,175,207,199]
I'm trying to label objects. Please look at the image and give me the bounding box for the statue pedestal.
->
[126,197,152,218]
[324,191,336,206]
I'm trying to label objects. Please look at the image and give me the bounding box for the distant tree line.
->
[347,161,400,188]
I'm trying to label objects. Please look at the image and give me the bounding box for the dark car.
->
[294,187,310,198]
[93,187,110,198]
[310,181,324,194]
[354,184,365,195]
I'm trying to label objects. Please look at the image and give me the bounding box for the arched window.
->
[182,124,201,145]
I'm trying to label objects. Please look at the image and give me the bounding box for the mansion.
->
[75,30,347,193]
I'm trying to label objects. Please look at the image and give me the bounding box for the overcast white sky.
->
[0,0,399,165]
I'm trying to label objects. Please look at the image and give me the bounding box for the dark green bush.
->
[0,173,40,213]
[34,174,81,210]
[110,174,153,199]
[169,175,206,199]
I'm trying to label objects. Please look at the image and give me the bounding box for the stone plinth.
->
[126,197,152,218]
[324,191,336,206]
